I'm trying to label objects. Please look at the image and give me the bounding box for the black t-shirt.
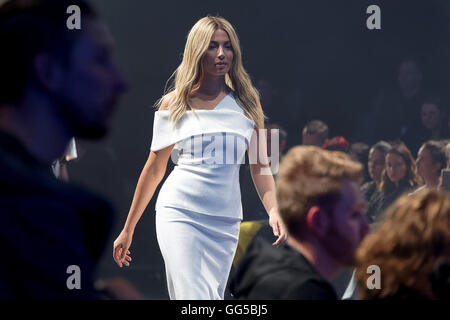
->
[0,130,114,299]
[230,236,337,300]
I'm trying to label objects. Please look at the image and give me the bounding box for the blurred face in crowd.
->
[368,148,386,183]
[320,179,369,267]
[421,103,441,131]
[398,60,422,98]
[386,153,407,185]
[302,132,324,147]
[416,146,440,183]
[202,29,233,78]
[54,18,127,139]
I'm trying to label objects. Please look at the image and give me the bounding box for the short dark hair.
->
[302,120,329,137]
[0,0,98,105]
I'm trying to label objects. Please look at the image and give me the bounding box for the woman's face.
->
[202,29,233,77]
[368,149,386,183]
[421,103,441,130]
[416,146,439,182]
[386,153,407,184]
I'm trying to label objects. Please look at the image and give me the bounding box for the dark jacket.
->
[366,179,416,223]
[229,236,337,300]
[0,130,114,299]
[361,181,377,202]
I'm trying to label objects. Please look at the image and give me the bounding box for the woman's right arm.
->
[123,146,174,233]
[113,146,174,267]
[113,93,174,267]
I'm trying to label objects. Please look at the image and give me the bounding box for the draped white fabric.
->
[156,207,240,300]
[150,94,255,152]
[150,93,255,219]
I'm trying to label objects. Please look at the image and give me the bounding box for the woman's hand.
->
[268,208,288,247]
[113,230,133,268]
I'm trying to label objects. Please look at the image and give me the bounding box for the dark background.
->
[66,0,450,298]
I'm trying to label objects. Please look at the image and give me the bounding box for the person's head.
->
[397,56,423,98]
[421,95,448,134]
[276,146,369,268]
[380,141,421,191]
[301,120,329,147]
[368,141,391,184]
[0,0,127,139]
[161,16,265,129]
[356,189,450,299]
[416,141,447,187]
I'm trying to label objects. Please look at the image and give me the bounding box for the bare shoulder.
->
[158,91,175,111]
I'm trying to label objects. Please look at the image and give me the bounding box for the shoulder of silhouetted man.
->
[0,130,115,299]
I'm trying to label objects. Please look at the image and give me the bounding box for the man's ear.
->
[305,206,329,237]
[32,53,65,93]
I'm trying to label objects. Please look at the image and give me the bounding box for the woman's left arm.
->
[249,123,287,246]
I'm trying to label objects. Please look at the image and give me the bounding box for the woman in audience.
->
[366,141,421,223]
[414,140,447,192]
[361,141,391,203]
[420,95,450,142]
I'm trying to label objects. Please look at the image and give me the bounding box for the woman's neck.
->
[392,178,408,190]
[194,75,228,96]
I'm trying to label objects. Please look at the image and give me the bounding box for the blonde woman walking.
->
[112,16,286,300]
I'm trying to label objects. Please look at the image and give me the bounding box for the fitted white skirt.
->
[155,206,241,300]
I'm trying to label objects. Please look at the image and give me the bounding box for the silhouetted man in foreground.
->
[0,0,127,299]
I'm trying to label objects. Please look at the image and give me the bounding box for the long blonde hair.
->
[155,16,266,129]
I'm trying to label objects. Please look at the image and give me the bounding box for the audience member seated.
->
[420,95,450,142]
[413,140,447,192]
[301,120,329,147]
[366,141,422,223]
[230,146,369,299]
[360,55,426,148]
[361,141,391,203]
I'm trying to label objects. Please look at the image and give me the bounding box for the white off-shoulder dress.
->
[150,92,255,300]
